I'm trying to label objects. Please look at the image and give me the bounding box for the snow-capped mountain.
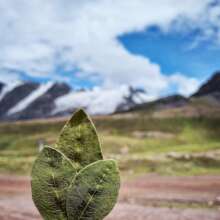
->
[1,72,219,121]
[0,81,148,120]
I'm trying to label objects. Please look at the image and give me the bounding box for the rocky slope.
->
[9,82,71,120]
[128,95,189,113]
[128,72,220,115]
[193,72,220,98]
[0,82,4,93]
[0,82,39,119]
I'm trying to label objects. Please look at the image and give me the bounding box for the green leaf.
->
[31,109,120,220]
[56,109,103,171]
[66,159,120,220]
[31,146,76,220]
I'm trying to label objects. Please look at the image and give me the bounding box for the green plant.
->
[31,109,120,220]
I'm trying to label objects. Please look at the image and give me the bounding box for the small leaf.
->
[31,146,76,220]
[66,159,120,220]
[56,109,103,170]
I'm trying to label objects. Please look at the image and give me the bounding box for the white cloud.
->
[169,73,201,96]
[0,68,22,84]
[53,85,151,115]
[0,0,217,98]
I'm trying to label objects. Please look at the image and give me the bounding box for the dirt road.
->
[0,174,220,220]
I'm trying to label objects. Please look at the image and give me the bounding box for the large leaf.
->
[66,159,120,220]
[31,146,76,220]
[56,109,103,171]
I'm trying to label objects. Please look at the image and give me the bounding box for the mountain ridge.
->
[127,72,220,116]
[0,81,149,120]
[192,72,220,97]
[0,72,219,121]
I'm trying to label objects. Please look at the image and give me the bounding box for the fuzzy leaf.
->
[56,109,103,171]
[31,146,76,220]
[66,159,120,220]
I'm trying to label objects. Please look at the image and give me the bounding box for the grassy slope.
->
[0,115,220,177]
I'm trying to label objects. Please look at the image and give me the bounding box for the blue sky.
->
[1,0,220,98]
[119,26,220,80]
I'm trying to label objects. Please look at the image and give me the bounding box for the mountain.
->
[0,81,148,120]
[192,72,220,99]
[0,82,39,118]
[127,72,220,118]
[128,94,189,113]
[10,82,71,120]
[190,72,220,109]
[0,72,219,121]
[116,87,149,112]
[0,82,4,93]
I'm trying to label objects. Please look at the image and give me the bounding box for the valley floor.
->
[0,174,220,220]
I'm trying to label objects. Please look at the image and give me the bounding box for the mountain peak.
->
[193,71,220,97]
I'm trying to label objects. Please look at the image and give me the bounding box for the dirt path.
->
[0,174,220,220]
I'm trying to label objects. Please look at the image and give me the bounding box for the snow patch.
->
[7,82,54,115]
[0,82,22,102]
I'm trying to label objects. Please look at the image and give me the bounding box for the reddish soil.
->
[0,174,220,220]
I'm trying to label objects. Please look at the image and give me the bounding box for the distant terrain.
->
[127,71,220,117]
[0,71,220,120]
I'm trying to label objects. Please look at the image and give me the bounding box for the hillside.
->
[193,72,220,98]
[127,72,220,118]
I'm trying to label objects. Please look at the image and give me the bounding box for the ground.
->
[0,174,220,220]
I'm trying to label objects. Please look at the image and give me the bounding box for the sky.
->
[1,0,220,98]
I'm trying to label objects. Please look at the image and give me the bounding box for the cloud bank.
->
[0,0,218,97]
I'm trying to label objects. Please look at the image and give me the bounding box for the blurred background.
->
[0,1,220,219]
